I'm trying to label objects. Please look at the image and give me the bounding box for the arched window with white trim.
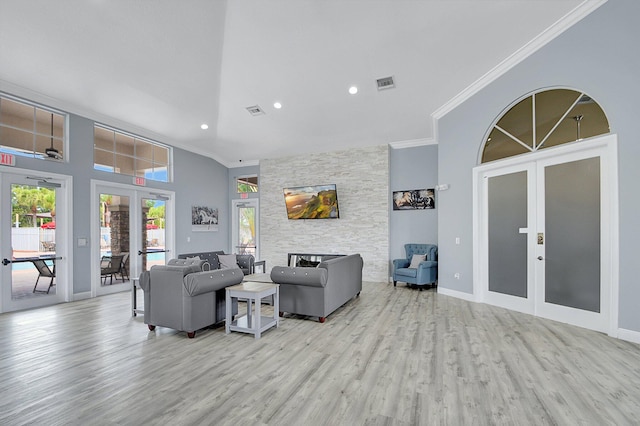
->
[481,88,610,163]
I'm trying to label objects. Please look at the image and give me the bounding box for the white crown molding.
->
[389,137,436,150]
[432,0,608,122]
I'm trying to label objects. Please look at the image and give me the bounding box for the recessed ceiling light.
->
[349,86,358,95]
[274,102,282,109]
[200,124,209,130]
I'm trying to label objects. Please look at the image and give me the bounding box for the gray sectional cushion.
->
[270,266,328,287]
[183,267,244,296]
[218,254,238,269]
[152,264,202,276]
[167,257,207,271]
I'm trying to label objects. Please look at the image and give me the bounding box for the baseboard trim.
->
[617,328,640,345]
[437,286,475,302]
[72,291,92,301]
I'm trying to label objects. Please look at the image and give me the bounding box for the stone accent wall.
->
[260,145,389,282]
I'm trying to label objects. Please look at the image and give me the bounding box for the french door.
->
[475,135,617,334]
[0,170,71,312]
[91,181,173,296]
[231,199,258,258]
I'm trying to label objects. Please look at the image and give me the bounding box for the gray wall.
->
[389,144,438,277]
[437,0,640,331]
[260,145,389,282]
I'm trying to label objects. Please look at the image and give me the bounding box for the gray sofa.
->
[139,257,244,338]
[178,251,255,275]
[270,253,363,322]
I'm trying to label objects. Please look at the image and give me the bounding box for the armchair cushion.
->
[409,254,426,268]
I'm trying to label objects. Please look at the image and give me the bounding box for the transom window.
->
[94,125,171,182]
[0,95,65,161]
[237,175,258,193]
[482,88,610,163]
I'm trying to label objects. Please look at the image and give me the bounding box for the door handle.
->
[537,256,544,260]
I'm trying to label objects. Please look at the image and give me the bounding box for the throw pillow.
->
[409,254,426,268]
[218,254,238,269]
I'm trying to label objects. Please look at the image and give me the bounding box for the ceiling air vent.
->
[376,76,395,90]
[246,105,265,116]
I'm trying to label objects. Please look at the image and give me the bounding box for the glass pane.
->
[482,127,529,163]
[115,133,135,156]
[143,198,166,271]
[136,139,153,161]
[11,184,57,298]
[94,127,114,150]
[237,176,258,193]
[35,109,63,138]
[153,145,168,164]
[115,153,135,176]
[545,157,600,312]
[535,89,581,146]
[94,149,115,170]
[496,96,533,148]
[0,126,34,152]
[99,194,130,286]
[237,206,256,255]
[488,171,528,297]
[1,98,34,132]
[542,100,610,150]
[135,157,153,177]
[149,165,168,182]
[36,134,63,159]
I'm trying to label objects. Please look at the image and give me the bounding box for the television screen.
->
[283,184,340,219]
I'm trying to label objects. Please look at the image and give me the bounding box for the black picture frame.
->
[392,188,435,210]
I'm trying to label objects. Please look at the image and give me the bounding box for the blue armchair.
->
[392,243,438,289]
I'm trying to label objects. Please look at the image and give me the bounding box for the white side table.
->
[226,281,279,339]
[131,277,144,317]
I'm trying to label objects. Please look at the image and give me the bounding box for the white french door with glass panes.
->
[0,170,71,312]
[232,199,258,259]
[474,134,618,335]
[91,180,174,297]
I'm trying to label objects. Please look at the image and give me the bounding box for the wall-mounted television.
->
[283,184,340,219]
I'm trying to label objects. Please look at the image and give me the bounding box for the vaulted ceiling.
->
[0,1,598,167]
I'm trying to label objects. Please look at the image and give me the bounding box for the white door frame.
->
[0,167,72,312]
[473,134,619,336]
[90,179,174,297]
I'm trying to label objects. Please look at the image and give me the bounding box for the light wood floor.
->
[1,282,640,425]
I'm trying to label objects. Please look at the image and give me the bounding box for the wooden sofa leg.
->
[279,311,284,317]
[393,281,397,287]
[187,331,196,338]
[148,325,156,331]
[319,317,326,323]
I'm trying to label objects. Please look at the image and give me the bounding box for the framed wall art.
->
[392,188,435,210]
[192,206,219,231]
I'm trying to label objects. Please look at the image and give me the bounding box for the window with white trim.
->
[482,88,610,163]
[0,95,66,161]
[94,125,171,182]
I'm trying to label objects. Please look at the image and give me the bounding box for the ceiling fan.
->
[45,113,62,160]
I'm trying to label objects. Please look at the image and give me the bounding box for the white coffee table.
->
[225,281,280,339]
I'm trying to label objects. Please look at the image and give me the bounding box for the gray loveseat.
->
[270,253,363,323]
[139,258,244,338]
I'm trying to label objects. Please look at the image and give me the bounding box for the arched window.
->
[481,88,609,163]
